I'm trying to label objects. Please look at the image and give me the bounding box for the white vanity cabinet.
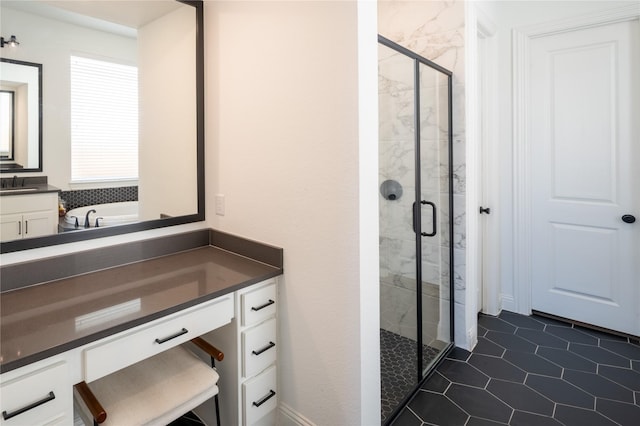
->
[0,359,73,426]
[202,279,278,426]
[0,193,58,242]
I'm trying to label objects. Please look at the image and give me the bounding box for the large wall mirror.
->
[0,0,204,253]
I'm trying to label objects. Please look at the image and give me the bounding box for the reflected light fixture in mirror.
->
[0,35,20,48]
[0,0,204,253]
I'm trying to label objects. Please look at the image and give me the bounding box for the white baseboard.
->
[278,403,316,426]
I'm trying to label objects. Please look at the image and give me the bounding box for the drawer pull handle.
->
[252,390,276,408]
[252,341,276,356]
[251,299,275,312]
[2,391,56,420]
[155,328,188,344]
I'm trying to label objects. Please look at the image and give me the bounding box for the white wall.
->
[0,6,136,189]
[474,0,639,314]
[204,1,378,424]
[138,6,197,220]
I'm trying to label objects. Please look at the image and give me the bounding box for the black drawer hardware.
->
[479,206,491,214]
[252,341,276,356]
[2,391,56,420]
[155,328,188,344]
[252,390,276,408]
[251,299,275,312]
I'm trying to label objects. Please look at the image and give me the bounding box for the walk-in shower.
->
[378,35,454,424]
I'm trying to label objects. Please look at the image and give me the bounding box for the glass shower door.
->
[378,35,454,424]
[418,63,452,375]
[378,42,419,423]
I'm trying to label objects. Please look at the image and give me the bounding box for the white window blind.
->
[71,55,138,182]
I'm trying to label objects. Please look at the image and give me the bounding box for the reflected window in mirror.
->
[70,55,139,182]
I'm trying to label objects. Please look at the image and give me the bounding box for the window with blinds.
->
[70,55,138,182]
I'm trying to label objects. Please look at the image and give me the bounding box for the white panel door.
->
[530,20,639,336]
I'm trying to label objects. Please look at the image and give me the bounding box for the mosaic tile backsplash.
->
[60,186,138,210]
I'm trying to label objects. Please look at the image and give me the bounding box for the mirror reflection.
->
[0,58,42,171]
[0,0,202,250]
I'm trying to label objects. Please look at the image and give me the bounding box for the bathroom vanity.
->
[0,179,60,243]
[0,229,283,426]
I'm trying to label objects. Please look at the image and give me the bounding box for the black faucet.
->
[12,175,17,187]
[84,209,96,228]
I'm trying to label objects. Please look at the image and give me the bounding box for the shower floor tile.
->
[381,329,442,423]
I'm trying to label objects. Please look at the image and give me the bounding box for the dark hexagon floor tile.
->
[487,378,554,416]
[635,391,640,406]
[437,359,489,388]
[466,416,507,426]
[510,410,563,426]
[633,360,640,372]
[598,365,640,391]
[478,315,517,334]
[468,354,526,383]
[525,375,594,409]
[544,325,599,345]
[478,325,489,337]
[485,331,537,353]
[503,350,562,377]
[596,399,640,426]
[599,339,640,361]
[562,369,634,403]
[516,328,568,349]
[474,337,506,357]
[390,408,423,426]
[536,346,597,372]
[447,346,472,361]
[499,311,545,330]
[553,404,618,426]
[407,390,469,426]
[569,343,631,367]
[421,371,450,393]
[445,384,513,423]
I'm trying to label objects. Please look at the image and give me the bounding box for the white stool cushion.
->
[75,345,219,426]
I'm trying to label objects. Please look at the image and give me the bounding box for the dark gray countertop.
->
[0,230,283,373]
[0,183,60,196]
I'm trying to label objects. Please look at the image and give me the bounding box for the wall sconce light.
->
[1,35,20,48]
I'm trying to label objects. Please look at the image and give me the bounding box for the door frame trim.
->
[512,4,640,315]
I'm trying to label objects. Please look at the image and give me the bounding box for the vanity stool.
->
[74,337,223,426]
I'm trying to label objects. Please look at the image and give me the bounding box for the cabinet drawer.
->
[83,296,233,382]
[0,361,69,426]
[242,366,277,426]
[241,281,276,327]
[242,318,277,378]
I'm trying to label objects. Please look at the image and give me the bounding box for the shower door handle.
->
[412,200,437,237]
[421,200,437,237]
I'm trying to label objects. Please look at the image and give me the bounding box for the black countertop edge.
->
[1,228,283,292]
[0,269,282,374]
[0,184,60,196]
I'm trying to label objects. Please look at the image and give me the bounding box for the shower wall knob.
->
[622,214,636,224]
[380,180,403,201]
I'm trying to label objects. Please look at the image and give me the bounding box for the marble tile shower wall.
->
[60,186,138,210]
[379,0,467,344]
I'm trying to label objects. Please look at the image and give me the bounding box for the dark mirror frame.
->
[1,0,204,254]
[0,58,43,173]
